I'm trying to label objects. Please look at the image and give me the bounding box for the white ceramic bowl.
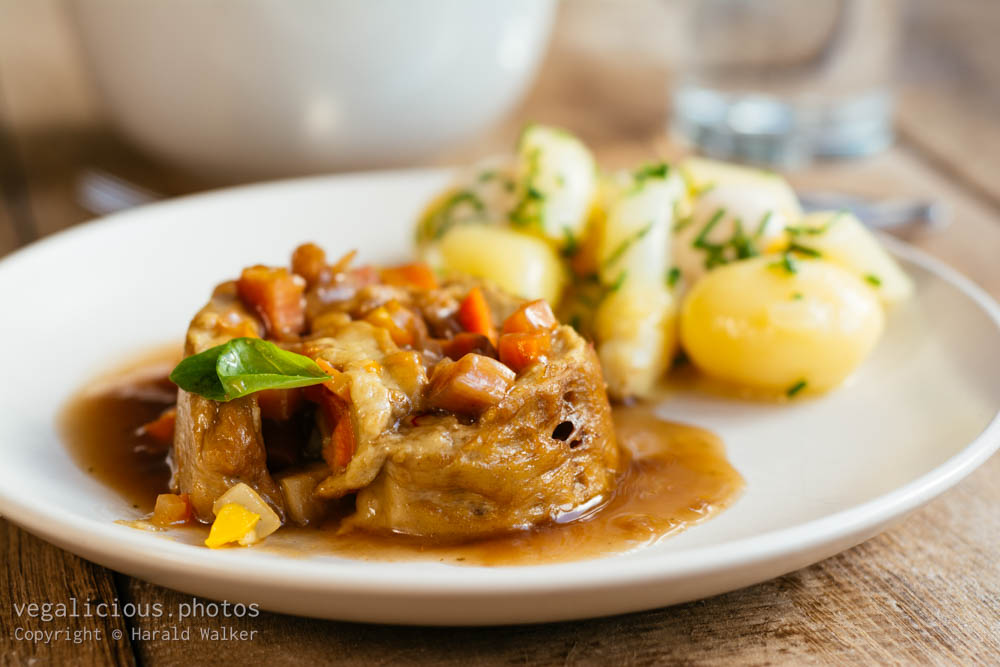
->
[71,0,556,179]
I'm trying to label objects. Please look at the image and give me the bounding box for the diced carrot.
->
[316,392,356,470]
[151,493,192,527]
[441,332,497,361]
[457,287,495,343]
[380,262,438,290]
[256,388,303,421]
[236,265,307,340]
[291,242,329,287]
[426,353,515,416]
[136,407,177,444]
[498,331,552,373]
[501,299,558,334]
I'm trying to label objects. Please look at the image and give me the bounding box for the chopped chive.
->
[561,227,579,258]
[666,267,681,288]
[634,162,669,182]
[693,208,727,249]
[865,273,882,287]
[609,270,628,292]
[477,169,496,182]
[604,222,654,268]
[791,292,804,300]
[788,242,822,257]
[673,216,694,233]
[754,210,773,238]
[770,253,799,275]
[786,380,807,397]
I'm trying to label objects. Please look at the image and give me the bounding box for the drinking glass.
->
[671,0,900,166]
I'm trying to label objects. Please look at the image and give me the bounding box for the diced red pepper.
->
[236,265,307,340]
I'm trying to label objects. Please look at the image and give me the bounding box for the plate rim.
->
[0,169,998,602]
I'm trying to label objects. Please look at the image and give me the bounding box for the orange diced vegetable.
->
[317,392,356,470]
[151,493,192,527]
[136,407,177,444]
[426,353,515,416]
[256,388,303,421]
[441,332,497,361]
[237,265,307,340]
[498,331,552,373]
[363,300,426,348]
[381,262,438,290]
[291,242,329,287]
[381,350,429,399]
[501,299,558,334]
[313,357,350,400]
[214,310,261,339]
[457,287,495,342]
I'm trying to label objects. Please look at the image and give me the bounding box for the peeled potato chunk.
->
[789,211,914,306]
[680,256,884,394]
[433,225,567,305]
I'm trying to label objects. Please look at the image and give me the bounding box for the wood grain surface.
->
[1,0,998,664]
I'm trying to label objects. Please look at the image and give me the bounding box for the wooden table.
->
[2,1,998,664]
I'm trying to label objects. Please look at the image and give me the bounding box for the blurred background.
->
[0,0,998,285]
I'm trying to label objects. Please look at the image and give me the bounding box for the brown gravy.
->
[61,349,744,566]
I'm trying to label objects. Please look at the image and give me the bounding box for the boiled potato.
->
[510,124,597,249]
[590,166,683,398]
[788,211,913,306]
[433,225,567,305]
[679,157,802,221]
[596,167,684,287]
[673,181,792,286]
[415,158,517,245]
[680,256,884,394]
[594,282,678,400]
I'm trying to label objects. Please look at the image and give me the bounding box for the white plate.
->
[0,169,998,626]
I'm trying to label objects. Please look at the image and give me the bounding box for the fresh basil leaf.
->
[169,345,229,401]
[216,338,329,399]
[169,337,329,402]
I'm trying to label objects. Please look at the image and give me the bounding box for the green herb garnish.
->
[561,226,580,258]
[754,210,773,238]
[770,253,799,275]
[666,267,681,288]
[787,242,822,258]
[865,274,882,287]
[609,270,628,292]
[477,169,497,182]
[634,162,669,182]
[791,292,804,300]
[786,210,845,236]
[169,338,330,402]
[604,222,654,268]
[786,380,808,397]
